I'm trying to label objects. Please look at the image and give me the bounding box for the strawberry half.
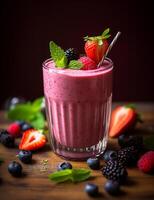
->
[19,129,46,151]
[84,28,111,64]
[109,105,138,138]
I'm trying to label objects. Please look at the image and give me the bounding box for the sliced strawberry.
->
[109,106,137,138]
[84,28,110,64]
[19,129,46,151]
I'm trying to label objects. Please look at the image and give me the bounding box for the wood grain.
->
[0,103,154,200]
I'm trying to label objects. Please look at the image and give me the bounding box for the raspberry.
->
[78,56,97,70]
[7,122,21,138]
[137,151,154,173]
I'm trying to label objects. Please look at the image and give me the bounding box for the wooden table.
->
[0,103,154,200]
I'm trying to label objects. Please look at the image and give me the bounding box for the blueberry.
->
[103,150,117,162]
[16,120,25,128]
[4,97,26,111]
[57,162,72,171]
[0,131,14,148]
[21,123,33,132]
[85,183,99,196]
[104,180,120,195]
[18,150,32,164]
[87,158,100,170]
[8,161,22,177]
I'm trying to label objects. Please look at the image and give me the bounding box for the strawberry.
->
[19,129,46,151]
[138,151,154,173]
[109,105,138,138]
[84,28,111,64]
[78,56,97,70]
[7,122,21,138]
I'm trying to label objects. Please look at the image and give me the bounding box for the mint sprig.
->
[49,41,68,68]
[68,60,83,69]
[7,97,45,129]
[49,41,83,69]
[48,168,91,183]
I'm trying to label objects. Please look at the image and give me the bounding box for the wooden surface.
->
[0,103,154,200]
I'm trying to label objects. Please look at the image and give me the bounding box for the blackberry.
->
[65,48,79,62]
[117,146,139,166]
[118,134,143,149]
[102,160,127,183]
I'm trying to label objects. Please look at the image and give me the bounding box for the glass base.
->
[51,138,108,161]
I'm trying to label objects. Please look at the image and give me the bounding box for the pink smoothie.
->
[43,58,113,159]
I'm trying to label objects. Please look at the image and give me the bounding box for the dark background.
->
[1,0,154,107]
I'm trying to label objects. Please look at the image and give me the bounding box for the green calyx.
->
[49,41,83,69]
[84,28,111,45]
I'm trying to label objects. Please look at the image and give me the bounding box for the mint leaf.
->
[7,98,46,129]
[71,169,91,182]
[48,168,91,183]
[68,60,83,69]
[102,28,110,37]
[49,41,68,68]
[32,97,44,111]
[49,169,72,183]
[55,56,68,68]
[30,112,45,129]
[144,136,154,150]
[7,104,36,120]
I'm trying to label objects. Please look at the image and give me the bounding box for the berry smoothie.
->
[43,58,113,160]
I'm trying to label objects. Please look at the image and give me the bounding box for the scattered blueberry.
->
[8,161,22,177]
[103,150,117,162]
[104,180,120,195]
[0,130,14,148]
[87,157,100,170]
[21,123,33,132]
[85,183,99,196]
[57,162,72,171]
[18,150,32,164]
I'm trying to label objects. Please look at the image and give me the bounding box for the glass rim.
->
[42,57,113,75]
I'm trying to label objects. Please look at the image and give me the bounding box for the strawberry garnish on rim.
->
[19,129,46,151]
[84,28,111,64]
[109,105,140,138]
